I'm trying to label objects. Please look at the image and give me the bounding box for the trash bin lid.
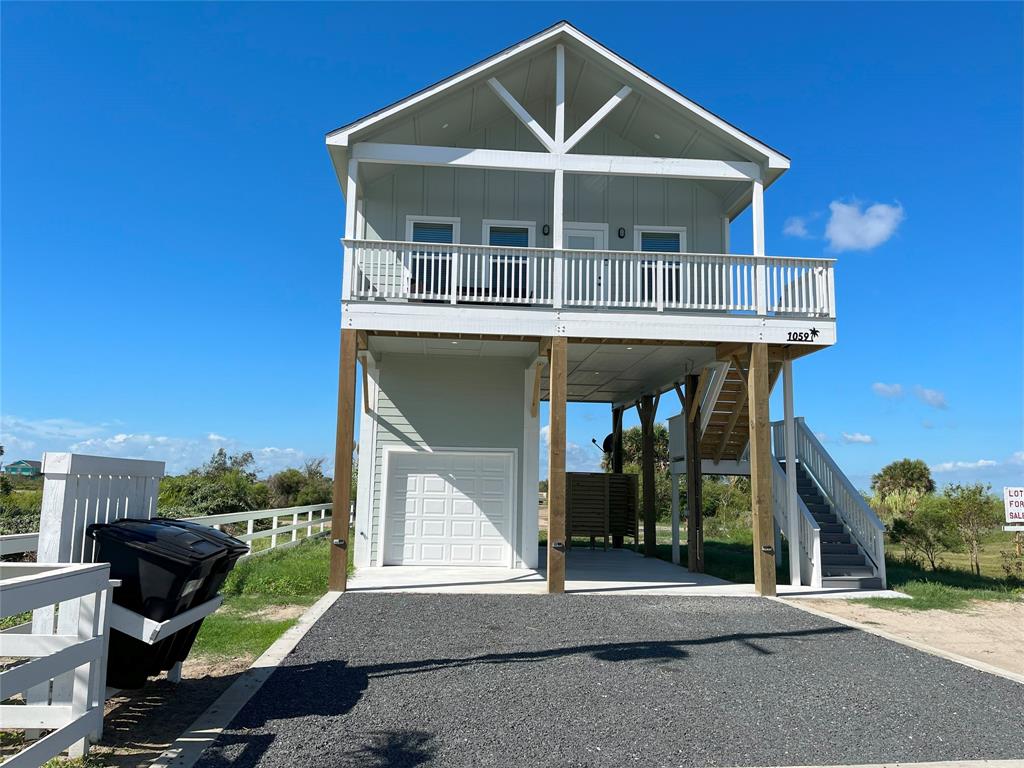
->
[148,518,250,556]
[88,518,225,565]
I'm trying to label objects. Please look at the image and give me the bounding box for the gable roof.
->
[7,460,42,469]
[326,21,789,172]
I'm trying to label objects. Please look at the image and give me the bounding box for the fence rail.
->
[0,562,113,767]
[180,503,333,556]
[344,238,836,318]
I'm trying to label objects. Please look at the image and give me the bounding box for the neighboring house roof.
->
[7,460,42,470]
[326,20,789,172]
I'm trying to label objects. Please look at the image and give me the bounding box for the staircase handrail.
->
[771,461,823,589]
[791,418,887,588]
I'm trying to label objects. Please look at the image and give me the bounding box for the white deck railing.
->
[775,419,887,588]
[771,461,823,589]
[1,562,114,767]
[344,238,836,318]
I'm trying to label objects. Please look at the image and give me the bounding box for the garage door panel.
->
[419,543,446,562]
[421,519,447,537]
[451,498,476,517]
[384,450,513,567]
[421,474,449,495]
[422,498,447,516]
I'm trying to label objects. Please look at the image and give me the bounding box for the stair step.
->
[813,515,838,525]
[822,576,884,590]
[822,553,867,566]
[820,523,845,534]
[819,536,851,548]
[821,543,858,554]
[823,565,875,577]
[807,503,832,514]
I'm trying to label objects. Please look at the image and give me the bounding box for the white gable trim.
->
[326,22,788,170]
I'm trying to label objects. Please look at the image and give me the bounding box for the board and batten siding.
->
[367,353,532,566]
[361,116,729,253]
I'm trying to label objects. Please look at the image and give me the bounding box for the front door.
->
[564,222,607,251]
[564,223,608,304]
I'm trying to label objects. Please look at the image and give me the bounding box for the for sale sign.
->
[1004,487,1024,523]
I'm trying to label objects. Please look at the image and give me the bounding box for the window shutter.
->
[412,222,455,244]
[640,231,681,253]
[488,226,529,248]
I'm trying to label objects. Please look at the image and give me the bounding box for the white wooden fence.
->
[0,453,338,764]
[344,238,836,318]
[1,562,113,767]
[180,503,333,557]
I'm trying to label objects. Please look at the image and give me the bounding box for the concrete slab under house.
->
[324,21,886,598]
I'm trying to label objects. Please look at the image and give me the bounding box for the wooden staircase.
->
[698,357,780,463]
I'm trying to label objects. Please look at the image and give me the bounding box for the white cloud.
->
[871,382,903,399]
[825,200,904,252]
[783,216,812,238]
[914,386,948,409]
[539,425,602,474]
[814,431,831,443]
[1,414,309,476]
[931,458,998,472]
[842,432,875,445]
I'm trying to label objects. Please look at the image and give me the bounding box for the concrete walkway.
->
[348,546,903,598]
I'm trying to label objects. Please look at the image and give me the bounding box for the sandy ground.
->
[802,599,1024,676]
[90,655,255,767]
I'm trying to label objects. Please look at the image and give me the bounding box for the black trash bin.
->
[142,518,249,673]
[88,518,228,688]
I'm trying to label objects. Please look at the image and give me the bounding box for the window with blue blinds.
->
[640,231,681,253]
[412,221,455,244]
[488,226,530,248]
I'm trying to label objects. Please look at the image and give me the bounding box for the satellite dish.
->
[601,433,614,454]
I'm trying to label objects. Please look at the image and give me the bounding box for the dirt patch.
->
[86,655,254,768]
[802,599,1024,676]
[252,604,307,622]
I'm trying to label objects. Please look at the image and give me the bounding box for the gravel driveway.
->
[195,594,1024,768]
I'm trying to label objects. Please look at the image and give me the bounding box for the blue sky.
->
[3,3,1021,490]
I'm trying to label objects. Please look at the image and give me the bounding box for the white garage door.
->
[383,450,514,566]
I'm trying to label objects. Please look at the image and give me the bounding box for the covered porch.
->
[327,332,825,598]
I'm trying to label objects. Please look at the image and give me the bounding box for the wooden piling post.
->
[547,336,567,593]
[748,343,777,596]
[329,329,358,592]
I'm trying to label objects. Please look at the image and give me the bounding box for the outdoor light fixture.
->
[542,224,550,236]
[617,227,626,239]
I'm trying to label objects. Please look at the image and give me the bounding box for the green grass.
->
[190,534,355,658]
[854,557,1023,611]
[192,609,299,658]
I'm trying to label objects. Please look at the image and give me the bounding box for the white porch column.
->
[342,158,359,302]
[670,472,681,565]
[783,359,801,585]
[552,169,564,308]
[354,351,379,568]
[752,178,766,314]
[552,43,565,309]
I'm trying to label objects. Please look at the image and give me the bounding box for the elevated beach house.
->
[323,22,885,596]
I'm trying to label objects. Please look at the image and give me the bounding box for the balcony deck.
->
[342,239,837,346]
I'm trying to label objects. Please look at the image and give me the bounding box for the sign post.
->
[1003,487,1024,531]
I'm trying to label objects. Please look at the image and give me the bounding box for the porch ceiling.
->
[366,335,715,406]
[539,342,716,405]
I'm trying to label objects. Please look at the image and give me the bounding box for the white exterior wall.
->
[361,122,728,253]
[363,353,536,567]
